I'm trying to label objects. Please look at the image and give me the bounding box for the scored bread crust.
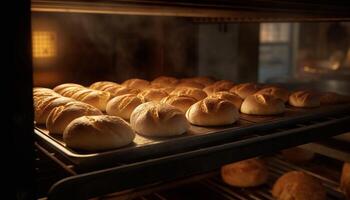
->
[289,91,320,108]
[106,94,146,120]
[241,94,285,115]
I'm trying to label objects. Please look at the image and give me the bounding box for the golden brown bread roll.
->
[221,158,268,187]
[289,91,320,108]
[230,83,262,99]
[90,82,139,97]
[89,81,120,90]
[137,89,168,102]
[53,83,84,94]
[34,96,62,124]
[144,85,175,94]
[209,91,243,109]
[190,76,215,86]
[203,80,235,95]
[58,86,84,97]
[170,87,207,101]
[186,97,239,126]
[63,115,135,151]
[341,162,350,199]
[241,94,285,115]
[176,81,205,89]
[161,95,197,113]
[33,87,59,97]
[281,147,315,163]
[46,101,102,134]
[35,96,74,124]
[130,102,189,137]
[151,76,179,88]
[106,94,146,120]
[320,92,350,105]
[122,78,150,90]
[70,88,110,111]
[272,171,326,200]
[255,87,290,103]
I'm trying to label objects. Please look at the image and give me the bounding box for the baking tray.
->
[35,103,350,172]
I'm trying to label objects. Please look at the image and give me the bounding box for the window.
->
[32,31,56,58]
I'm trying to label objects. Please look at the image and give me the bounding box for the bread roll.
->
[151,76,179,88]
[106,94,145,120]
[203,80,235,95]
[209,91,243,109]
[186,97,239,126]
[53,83,84,93]
[63,115,135,151]
[35,97,74,124]
[170,87,207,101]
[58,86,84,97]
[241,94,285,115]
[255,87,290,103]
[70,88,110,111]
[289,91,320,108]
[221,158,268,187]
[122,78,150,90]
[46,101,102,134]
[320,92,350,105]
[281,147,315,163]
[176,81,205,89]
[341,162,350,199]
[145,85,175,94]
[33,87,59,97]
[161,95,197,113]
[137,89,168,102]
[130,102,188,137]
[189,76,215,86]
[272,171,326,200]
[90,81,120,90]
[34,96,62,124]
[230,83,262,99]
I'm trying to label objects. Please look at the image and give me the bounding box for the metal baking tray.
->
[35,103,350,172]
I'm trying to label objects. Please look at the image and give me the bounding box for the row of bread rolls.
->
[33,88,135,151]
[220,158,350,199]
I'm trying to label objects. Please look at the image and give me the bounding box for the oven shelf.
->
[43,107,350,200]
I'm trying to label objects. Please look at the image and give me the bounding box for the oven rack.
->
[37,108,350,200]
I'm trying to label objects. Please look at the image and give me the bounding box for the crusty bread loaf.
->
[90,81,120,90]
[90,82,139,97]
[341,162,350,199]
[203,80,235,95]
[34,96,62,124]
[320,92,350,105]
[186,97,239,126]
[189,76,215,86]
[176,81,205,89]
[255,87,290,103]
[53,83,84,94]
[209,91,243,109]
[161,95,197,113]
[46,101,102,134]
[170,87,207,101]
[272,171,326,200]
[151,76,179,88]
[144,85,175,94]
[63,115,135,151]
[35,96,74,124]
[130,102,189,137]
[70,88,110,111]
[33,87,59,98]
[221,158,268,187]
[289,91,320,108]
[106,94,146,120]
[122,78,150,90]
[137,89,168,102]
[281,147,315,163]
[241,94,285,115]
[58,86,84,97]
[230,83,262,99]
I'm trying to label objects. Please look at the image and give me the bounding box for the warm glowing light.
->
[32,31,56,58]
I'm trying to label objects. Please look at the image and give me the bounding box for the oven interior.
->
[30,2,350,199]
